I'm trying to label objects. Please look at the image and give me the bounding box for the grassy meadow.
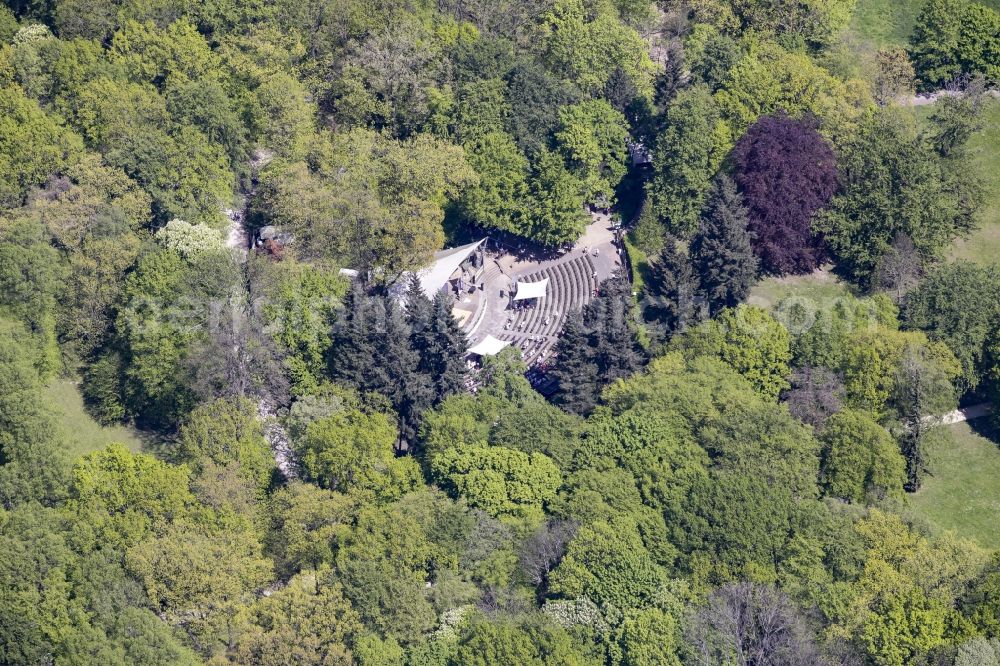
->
[44,379,146,462]
[849,0,1000,50]
[908,421,1000,549]
[748,266,854,312]
[948,99,1000,264]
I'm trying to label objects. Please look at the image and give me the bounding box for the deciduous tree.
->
[873,48,916,105]
[265,481,355,577]
[296,408,421,500]
[430,444,561,522]
[527,148,588,247]
[902,261,1000,391]
[819,409,906,502]
[125,524,273,656]
[235,574,361,665]
[648,85,731,237]
[454,614,590,666]
[0,319,70,508]
[176,396,274,495]
[555,99,629,203]
[460,131,530,236]
[911,0,963,86]
[676,305,792,400]
[686,583,822,666]
[817,108,981,285]
[784,366,845,428]
[732,113,837,275]
[957,4,1000,81]
[548,517,667,609]
[0,84,82,207]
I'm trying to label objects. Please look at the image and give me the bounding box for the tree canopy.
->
[0,0,998,662]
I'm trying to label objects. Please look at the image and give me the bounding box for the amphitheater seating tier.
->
[495,253,601,367]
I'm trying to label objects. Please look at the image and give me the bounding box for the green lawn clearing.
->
[747,266,853,312]
[908,421,1000,550]
[829,0,928,82]
[849,0,925,49]
[949,100,1000,265]
[849,0,1000,50]
[44,379,146,462]
[896,100,1000,265]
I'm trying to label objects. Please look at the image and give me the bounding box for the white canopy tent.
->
[513,278,548,301]
[468,335,510,357]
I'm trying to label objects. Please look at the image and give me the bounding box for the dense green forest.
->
[3,0,1000,663]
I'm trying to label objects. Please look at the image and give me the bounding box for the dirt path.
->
[897,89,1000,106]
[258,398,298,479]
[935,402,992,426]
[221,150,295,479]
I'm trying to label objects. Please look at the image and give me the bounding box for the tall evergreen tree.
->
[642,236,703,339]
[377,298,430,448]
[331,277,471,448]
[589,276,645,382]
[427,290,469,399]
[404,274,433,340]
[655,39,687,108]
[366,298,396,395]
[405,275,437,408]
[550,310,600,415]
[690,175,759,316]
[328,281,377,389]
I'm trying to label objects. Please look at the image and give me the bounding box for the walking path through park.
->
[225,207,247,252]
[222,154,294,479]
[259,398,298,479]
[898,89,1000,106]
[934,402,992,426]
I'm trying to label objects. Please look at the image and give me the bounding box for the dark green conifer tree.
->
[589,276,645,382]
[690,175,758,316]
[328,281,377,389]
[378,298,430,447]
[427,290,469,400]
[641,236,703,339]
[550,310,600,415]
[655,39,687,108]
[404,274,433,339]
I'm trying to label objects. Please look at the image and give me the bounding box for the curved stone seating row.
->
[501,254,600,366]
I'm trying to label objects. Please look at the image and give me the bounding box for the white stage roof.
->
[513,278,548,301]
[468,335,510,357]
[401,239,484,298]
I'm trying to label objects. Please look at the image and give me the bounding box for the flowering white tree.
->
[156,219,225,260]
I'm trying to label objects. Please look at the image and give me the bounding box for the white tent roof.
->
[468,335,510,357]
[513,278,548,301]
[408,239,484,298]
